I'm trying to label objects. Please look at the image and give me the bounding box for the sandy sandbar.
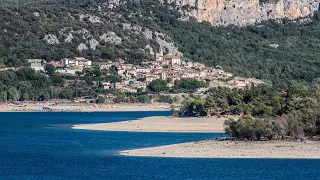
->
[120,140,320,159]
[72,116,227,133]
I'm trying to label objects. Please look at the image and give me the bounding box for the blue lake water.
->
[0,112,320,180]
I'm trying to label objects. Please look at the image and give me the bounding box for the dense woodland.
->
[182,83,320,139]
[0,0,319,89]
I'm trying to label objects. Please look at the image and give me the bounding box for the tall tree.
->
[44,64,56,76]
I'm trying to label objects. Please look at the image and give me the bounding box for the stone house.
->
[163,55,181,66]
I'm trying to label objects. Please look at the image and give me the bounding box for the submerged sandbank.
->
[72,116,227,133]
[120,140,320,159]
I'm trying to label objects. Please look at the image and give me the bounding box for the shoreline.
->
[120,140,320,159]
[0,102,170,112]
[72,116,228,133]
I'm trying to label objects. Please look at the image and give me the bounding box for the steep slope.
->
[0,1,180,66]
[169,0,318,26]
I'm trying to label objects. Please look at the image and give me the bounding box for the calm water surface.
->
[0,112,320,180]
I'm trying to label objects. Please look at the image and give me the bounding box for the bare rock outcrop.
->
[43,34,60,44]
[64,33,73,43]
[167,0,318,26]
[100,32,122,44]
[79,14,101,23]
[89,38,99,50]
[122,23,181,55]
[77,43,88,52]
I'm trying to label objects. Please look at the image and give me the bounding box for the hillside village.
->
[28,52,263,94]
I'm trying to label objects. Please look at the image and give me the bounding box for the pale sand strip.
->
[0,103,170,112]
[72,116,227,133]
[120,140,320,159]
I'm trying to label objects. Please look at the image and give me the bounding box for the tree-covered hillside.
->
[160,19,320,89]
[0,0,320,89]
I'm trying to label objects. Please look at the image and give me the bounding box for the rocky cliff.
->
[169,0,318,26]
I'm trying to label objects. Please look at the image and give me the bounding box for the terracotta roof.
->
[51,63,64,68]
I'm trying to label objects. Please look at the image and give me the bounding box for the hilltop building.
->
[163,55,181,66]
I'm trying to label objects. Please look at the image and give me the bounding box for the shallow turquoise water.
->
[0,112,320,180]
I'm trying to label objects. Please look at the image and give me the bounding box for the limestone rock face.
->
[89,38,99,50]
[168,0,318,26]
[43,34,60,44]
[100,32,122,44]
[64,33,73,43]
[122,23,180,55]
[77,43,88,52]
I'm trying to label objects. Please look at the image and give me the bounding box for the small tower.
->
[156,46,164,61]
